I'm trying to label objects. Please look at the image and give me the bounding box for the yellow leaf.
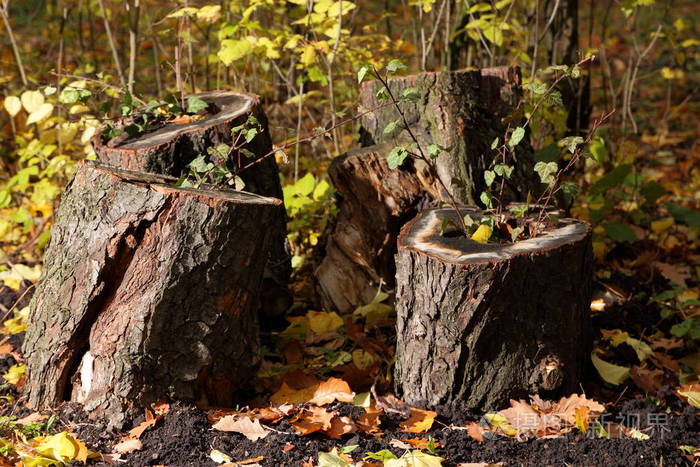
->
[471,224,492,243]
[34,431,88,464]
[279,316,311,340]
[196,5,221,21]
[3,306,29,334]
[218,39,254,65]
[21,90,44,113]
[27,103,54,125]
[4,95,22,117]
[575,406,590,432]
[300,44,317,66]
[327,1,356,17]
[400,408,436,433]
[352,349,376,370]
[385,450,444,467]
[167,7,198,18]
[270,381,319,405]
[591,352,630,385]
[651,217,675,233]
[484,412,518,436]
[678,390,700,408]
[307,310,343,334]
[3,364,25,385]
[353,392,371,408]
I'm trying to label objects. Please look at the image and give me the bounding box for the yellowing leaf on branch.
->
[4,96,22,117]
[20,90,44,113]
[26,103,54,125]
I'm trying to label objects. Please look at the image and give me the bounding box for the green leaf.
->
[357,65,369,84]
[589,136,608,163]
[508,127,525,147]
[295,173,316,196]
[480,191,493,209]
[484,170,496,187]
[527,82,547,94]
[667,203,700,227]
[534,161,558,185]
[493,164,513,179]
[189,155,213,174]
[490,137,499,149]
[534,143,560,162]
[207,143,231,159]
[187,96,209,113]
[387,146,408,169]
[558,136,585,154]
[363,450,398,462]
[400,87,421,102]
[383,119,402,136]
[591,353,630,385]
[588,164,632,195]
[341,445,358,454]
[243,127,258,143]
[545,90,563,107]
[318,448,351,467]
[603,221,637,242]
[428,144,441,159]
[218,38,254,65]
[386,59,406,73]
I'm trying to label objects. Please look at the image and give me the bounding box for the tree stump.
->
[359,67,537,204]
[394,207,593,410]
[23,162,282,428]
[314,67,538,312]
[93,91,291,316]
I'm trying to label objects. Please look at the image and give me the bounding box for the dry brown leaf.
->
[457,463,504,467]
[653,261,690,287]
[292,406,335,435]
[399,408,436,433]
[499,400,554,436]
[630,365,666,393]
[466,422,485,442]
[324,415,357,439]
[213,416,270,441]
[15,412,47,425]
[152,400,170,417]
[113,438,143,454]
[283,443,295,452]
[270,381,319,405]
[404,437,441,449]
[309,377,355,405]
[128,416,157,439]
[375,393,411,418]
[253,405,294,423]
[0,343,13,356]
[550,394,605,425]
[357,407,382,435]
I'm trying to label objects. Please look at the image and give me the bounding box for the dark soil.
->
[111,400,700,467]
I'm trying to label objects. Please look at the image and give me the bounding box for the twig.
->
[0,0,27,85]
[97,0,126,88]
[126,0,141,95]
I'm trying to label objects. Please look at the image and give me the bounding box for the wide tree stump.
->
[360,67,537,204]
[315,67,538,312]
[23,162,282,427]
[93,91,291,316]
[394,207,593,410]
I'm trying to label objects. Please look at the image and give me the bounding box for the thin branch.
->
[0,1,27,85]
[97,0,126,88]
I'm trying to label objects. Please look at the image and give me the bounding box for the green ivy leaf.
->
[508,127,525,147]
[559,136,585,154]
[493,164,513,179]
[527,82,547,94]
[400,87,421,102]
[383,119,402,136]
[490,137,499,149]
[534,161,558,185]
[387,146,408,169]
[187,96,209,114]
[386,59,406,73]
[484,170,496,187]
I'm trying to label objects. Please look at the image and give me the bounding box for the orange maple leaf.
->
[399,408,436,433]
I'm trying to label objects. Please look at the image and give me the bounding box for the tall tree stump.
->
[23,162,282,428]
[315,67,538,312]
[93,91,291,316]
[394,207,593,410]
[359,67,537,204]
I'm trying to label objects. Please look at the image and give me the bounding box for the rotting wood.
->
[23,161,281,428]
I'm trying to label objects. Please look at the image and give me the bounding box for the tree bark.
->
[23,162,282,428]
[93,91,291,317]
[314,68,539,312]
[314,144,433,313]
[394,207,593,410]
[359,67,537,205]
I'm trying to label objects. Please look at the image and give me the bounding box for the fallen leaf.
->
[404,437,440,449]
[677,384,700,408]
[309,377,355,405]
[113,439,143,454]
[127,415,157,440]
[357,407,382,435]
[575,406,590,432]
[400,408,436,433]
[270,381,319,405]
[318,447,352,467]
[325,416,357,439]
[213,416,270,441]
[653,261,690,287]
[33,431,89,464]
[375,393,411,418]
[16,412,47,425]
[483,413,517,437]
[592,352,630,385]
[549,394,606,426]
[210,449,233,464]
[308,310,344,334]
[466,422,485,442]
[385,450,443,467]
[292,407,335,435]
[630,366,665,393]
[456,463,504,467]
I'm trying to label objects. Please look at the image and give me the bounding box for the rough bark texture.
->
[23,162,281,428]
[315,68,538,312]
[394,208,593,410]
[360,67,538,204]
[314,144,433,312]
[93,91,291,316]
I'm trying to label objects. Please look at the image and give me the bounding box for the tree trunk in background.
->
[394,207,593,410]
[23,162,282,428]
[543,0,590,134]
[93,91,291,317]
[315,67,539,313]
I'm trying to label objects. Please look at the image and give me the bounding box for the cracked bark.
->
[23,162,281,428]
[394,208,593,410]
[93,91,291,317]
[315,67,539,312]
